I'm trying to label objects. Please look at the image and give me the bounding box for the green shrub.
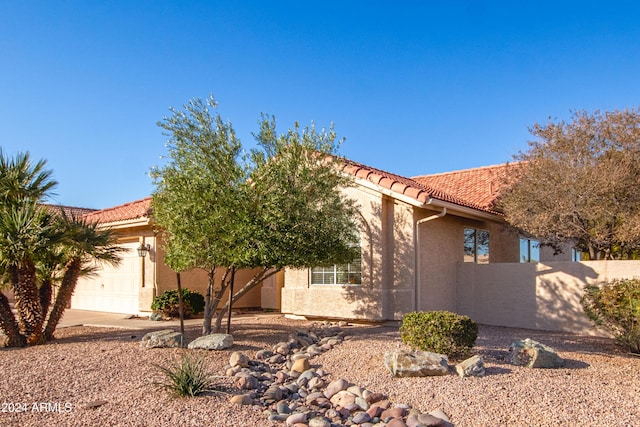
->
[581,278,640,354]
[400,310,478,358]
[151,288,205,318]
[153,354,218,397]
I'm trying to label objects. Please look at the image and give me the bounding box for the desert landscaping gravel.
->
[0,315,638,427]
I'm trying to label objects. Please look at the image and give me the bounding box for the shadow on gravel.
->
[483,366,512,375]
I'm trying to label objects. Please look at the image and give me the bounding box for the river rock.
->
[384,350,449,377]
[508,338,564,368]
[229,351,249,368]
[229,394,252,405]
[291,357,310,373]
[324,378,350,399]
[187,333,233,350]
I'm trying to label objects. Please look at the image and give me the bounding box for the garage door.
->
[71,242,141,314]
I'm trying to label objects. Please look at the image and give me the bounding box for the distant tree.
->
[499,109,640,259]
[151,96,360,334]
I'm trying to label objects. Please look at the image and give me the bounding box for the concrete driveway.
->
[58,309,202,330]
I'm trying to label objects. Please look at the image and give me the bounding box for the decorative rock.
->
[381,406,405,420]
[455,355,486,377]
[365,392,385,404]
[291,357,310,373]
[276,401,292,414]
[429,409,451,423]
[308,416,332,427]
[367,405,383,418]
[140,330,184,348]
[508,338,564,368]
[384,350,449,377]
[417,413,445,426]
[230,394,252,405]
[308,376,324,390]
[268,354,286,364]
[256,349,274,360]
[235,374,259,390]
[187,333,233,350]
[275,342,291,355]
[229,351,249,368]
[355,396,369,410]
[285,412,307,426]
[352,412,371,424]
[149,312,163,321]
[323,378,349,399]
[330,390,356,407]
[386,419,409,427]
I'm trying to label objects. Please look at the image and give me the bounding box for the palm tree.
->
[0,149,58,346]
[0,201,61,344]
[44,213,123,341]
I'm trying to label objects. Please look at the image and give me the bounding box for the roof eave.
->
[352,176,503,222]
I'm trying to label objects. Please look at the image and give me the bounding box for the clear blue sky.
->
[2,1,640,209]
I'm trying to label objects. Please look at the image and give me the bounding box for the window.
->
[572,248,583,262]
[464,228,489,264]
[520,238,540,263]
[311,258,362,285]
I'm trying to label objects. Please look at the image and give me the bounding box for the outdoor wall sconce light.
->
[137,243,151,258]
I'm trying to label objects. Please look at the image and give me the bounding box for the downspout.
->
[414,204,447,311]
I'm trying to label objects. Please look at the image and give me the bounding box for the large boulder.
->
[140,329,185,348]
[508,338,564,368]
[188,333,234,350]
[384,350,449,377]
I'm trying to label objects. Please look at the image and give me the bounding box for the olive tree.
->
[151,97,359,334]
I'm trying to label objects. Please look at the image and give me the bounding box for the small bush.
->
[582,278,640,354]
[151,288,205,318]
[153,354,218,397]
[400,310,478,358]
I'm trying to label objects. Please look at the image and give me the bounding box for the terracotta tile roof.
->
[81,160,508,225]
[340,158,506,215]
[412,164,510,211]
[43,204,98,218]
[82,197,152,224]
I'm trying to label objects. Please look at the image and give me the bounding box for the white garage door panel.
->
[71,243,140,314]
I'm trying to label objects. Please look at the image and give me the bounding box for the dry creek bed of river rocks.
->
[0,315,639,427]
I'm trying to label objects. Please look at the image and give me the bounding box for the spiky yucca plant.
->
[153,353,220,397]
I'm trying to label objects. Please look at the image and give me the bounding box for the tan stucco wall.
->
[457,260,640,335]
[153,242,264,312]
[281,185,416,321]
[73,225,269,314]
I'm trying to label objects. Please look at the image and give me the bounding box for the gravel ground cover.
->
[0,315,638,427]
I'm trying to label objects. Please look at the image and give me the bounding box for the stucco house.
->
[70,198,282,314]
[66,156,639,335]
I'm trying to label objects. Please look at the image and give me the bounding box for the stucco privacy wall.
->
[457,260,640,335]
[281,186,416,321]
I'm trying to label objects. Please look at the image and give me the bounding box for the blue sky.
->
[2,1,640,209]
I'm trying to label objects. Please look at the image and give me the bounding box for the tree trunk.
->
[176,272,184,338]
[39,277,53,320]
[202,268,216,335]
[214,267,278,332]
[0,291,26,347]
[226,267,236,335]
[44,258,82,341]
[13,261,45,345]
